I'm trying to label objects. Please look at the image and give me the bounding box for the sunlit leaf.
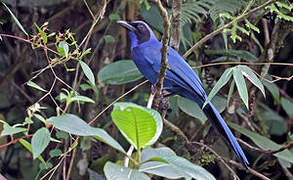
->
[111,102,162,150]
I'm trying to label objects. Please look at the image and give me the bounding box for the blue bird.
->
[117,20,249,168]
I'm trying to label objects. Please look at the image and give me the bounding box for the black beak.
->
[117,21,136,32]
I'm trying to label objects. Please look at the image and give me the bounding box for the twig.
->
[124,145,134,167]
[183,0,279,58]
[66,147,77,180]
[229,160,270,180]
[151,0,170,109]
[170,0,181,50]
[237,138,293,154]
[88,80,148,125]
[0,134,33,149]
[191,141,240,180]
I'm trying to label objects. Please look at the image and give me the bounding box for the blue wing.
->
[132,42,206,103]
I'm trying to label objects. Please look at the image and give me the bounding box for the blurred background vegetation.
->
[0,0,293,179]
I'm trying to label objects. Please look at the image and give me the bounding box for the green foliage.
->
[181,1,213,25]
[47,114,126,153]
[204,65,265,109]
[266,1,293,22]
[31,128,51,159]
[209,0,246,21]
[229,122,293,164]
[111,102,162,150]
[98,60,143,85]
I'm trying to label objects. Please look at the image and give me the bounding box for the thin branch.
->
[151,0,171,109]
[88,80,148,125]
[191,141,240,180]
[237,138,293,154]
[183,0,279,58]
[229,160,270,180]
[170,0,182,50]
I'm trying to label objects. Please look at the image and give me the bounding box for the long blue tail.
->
[203,102,249,168]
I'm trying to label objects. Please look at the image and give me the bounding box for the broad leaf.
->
[47,114,125,153]
[104,162,150,180]
[229,122,293,164]
[140,147,215,180]
[98,60,143,85]
[111,102,162,150]
[31,127,51,159]
[177,96,207,123]
[19,139,45,163]
[80,60,96,85]
[233,66,248,109]
[57,41,69,58]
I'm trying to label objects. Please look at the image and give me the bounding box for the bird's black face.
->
[117,21,150,44]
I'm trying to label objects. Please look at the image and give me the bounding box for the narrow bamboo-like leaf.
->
[229,122,293,164]
[203,68,233,107]
[31,127,51,159]
[104,162,150,180]
[26,81,47,92]
[111,102,162,150]
[47,114,125,153]
[239,65,265,97]
[226,79,235,108]
[233,67,249,109]
[79,60,96,85]
[2,2,28,36]
[79,48,91,59]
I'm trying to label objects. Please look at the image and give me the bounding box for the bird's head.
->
[117,20,157,49]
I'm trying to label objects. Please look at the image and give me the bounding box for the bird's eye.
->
[137,24,144,31]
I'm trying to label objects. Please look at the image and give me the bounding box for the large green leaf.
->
[31,127,51,159]
[239,65,265,97]
[47,114,125,153]
[228,122,293,164]
[233,66,248,109]
[140,147,215,180]
[98,60,143,85]
[204,68,233,107]
[104,162,150,180]
[111,102,162,150]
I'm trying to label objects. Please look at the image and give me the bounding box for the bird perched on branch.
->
[117,20,249,168]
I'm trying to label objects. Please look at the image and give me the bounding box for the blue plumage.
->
[118,20,249,168]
